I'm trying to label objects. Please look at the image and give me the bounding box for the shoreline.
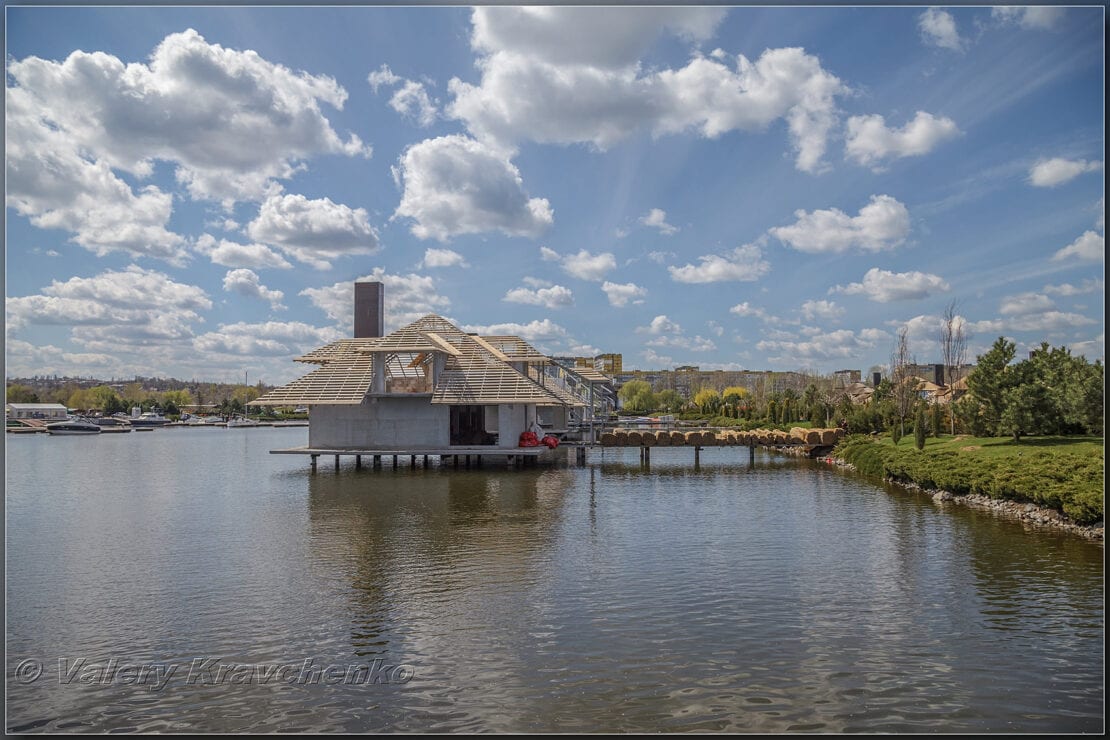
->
[816,455,1104,541]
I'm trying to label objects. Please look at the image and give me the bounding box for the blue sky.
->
[5,5,1104,385]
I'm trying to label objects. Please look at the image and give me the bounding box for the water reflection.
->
[4,432,1103,733]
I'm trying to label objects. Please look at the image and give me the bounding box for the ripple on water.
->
[4,436,1104,732]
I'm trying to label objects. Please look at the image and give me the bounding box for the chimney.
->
[872,371,882,387]
[354,281,384,338]
[934,363,944,386]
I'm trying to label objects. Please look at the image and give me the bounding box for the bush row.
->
[834,436,1104,524]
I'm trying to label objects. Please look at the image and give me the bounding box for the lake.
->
[5,427,1104,732]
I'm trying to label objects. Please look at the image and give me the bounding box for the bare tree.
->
[939,299,969,435]
[891,326,917,439]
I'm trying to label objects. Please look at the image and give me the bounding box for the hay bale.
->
[614,430,629,446]
[790,427,809,444]
[820,429,837,446]
[653,430,671,446]
[684,431,702,446]
[627,430,643,446]
[805,430,822,445]
[599,432,617,446]
[670,430,686,445]
[642,430,657,446]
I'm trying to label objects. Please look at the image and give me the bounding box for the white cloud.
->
[800,299,845,322]
[845,111,959,169]
[640,208,678,235]
[667,243,771,283]
[992,7,1066,31]
[194,234,292,269]
[645,334,717,352]
[1069,333,1104,361]
[770,195,910,254]
[833,267,950,302]
[757,327,889,363]
[1043,278,1103,296]
[7,29,369,206]
[522,276,552,288]
[729,302,764,318]
[463,318,568,341]
[1052,231,1104,262]
[470,7,726,70]
[641,348,674,367]
[1028,158,1103,187]
[542,248,617,281]
[601,281,647,307]
[246,193,380,270]
[420,247,469,268]
[368,64,403,93]
[222,269,285,310]
[389,80,438,127]
[638,315,682,335]
[972,312,1095,334]
[6,265,212,355]
[300,268,451,333]
[999,292,1054,316]
[647,250,675,264]
[918,8,964,51]
[502,284,574,308]
[707,320,725,337]
[451,14,848,174]
[193,321,341,357]
[6,87,186,264]
[392,135,553,241]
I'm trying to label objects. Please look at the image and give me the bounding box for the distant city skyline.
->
[5,6,1104,385]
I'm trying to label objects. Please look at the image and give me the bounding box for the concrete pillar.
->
[356,455,362,470]
[310,454,318,472]
[371,352,386,394]
[334,455,340,471]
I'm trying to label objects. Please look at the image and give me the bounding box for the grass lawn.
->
[878,434,1103,459]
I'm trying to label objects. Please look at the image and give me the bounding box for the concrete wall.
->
[537,405,567,430]
[309,397,449,449]
[497,403,529,448]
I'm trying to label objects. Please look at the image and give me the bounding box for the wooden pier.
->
[271,445,556,471]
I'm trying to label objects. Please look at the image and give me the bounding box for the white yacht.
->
[46,417,102,435]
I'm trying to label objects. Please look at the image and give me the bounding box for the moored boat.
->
[46,418,102,435]
[94,417,132,433]
[130,410,171,427]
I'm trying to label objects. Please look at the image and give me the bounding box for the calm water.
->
[5,428,1104,733]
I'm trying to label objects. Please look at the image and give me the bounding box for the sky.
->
[4,5,1105,385]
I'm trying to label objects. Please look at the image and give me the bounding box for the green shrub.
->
[832,437,1104,524]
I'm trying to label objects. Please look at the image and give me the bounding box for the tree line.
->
[6,381,265,418]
